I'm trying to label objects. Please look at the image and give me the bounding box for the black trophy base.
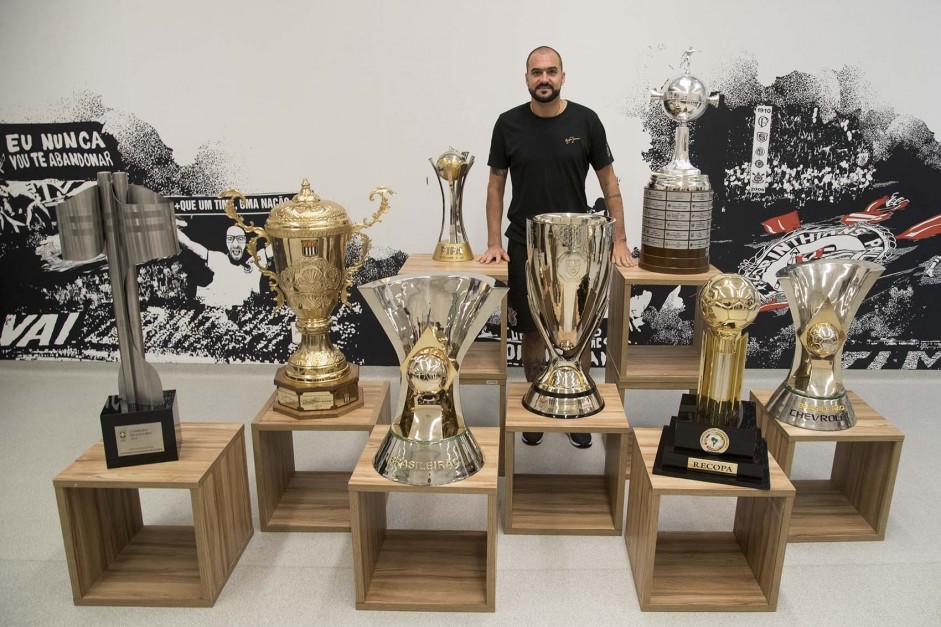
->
[100,390,181,469]
[652,394,770,490]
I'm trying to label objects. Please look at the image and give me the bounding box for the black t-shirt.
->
[488,101,614,244]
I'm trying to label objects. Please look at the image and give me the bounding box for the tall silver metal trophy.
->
[56,172,182,468]
[430,149,475,261]
[359,273,506,485]
[641,47,720,274]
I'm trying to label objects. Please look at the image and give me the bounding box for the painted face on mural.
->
[526,50,565,104]
[225,225,247,261]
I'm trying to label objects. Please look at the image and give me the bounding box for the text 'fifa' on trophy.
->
[430,149,475,262]
[640,47,720,274]
[653,273,772,489]
[359,273,507,486]
[56,172,182,468]
[767,259,884,430]
[221,179,393,419]
[523,213,614,418]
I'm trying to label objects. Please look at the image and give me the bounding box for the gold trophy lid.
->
[265,179,353,236]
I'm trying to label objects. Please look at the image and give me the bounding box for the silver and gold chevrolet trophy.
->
[522,213,614,418]
[767,259,884,430]
[56,171,182,468]
[640,47,720,274]
[431,149,475,261]
[222,179,393,418]
[359,273,506,485]
[653,273,771,489]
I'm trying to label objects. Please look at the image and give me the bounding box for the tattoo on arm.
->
[491,167,508,177]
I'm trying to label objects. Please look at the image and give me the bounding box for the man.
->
[477,46,636,448]
[176,221,268,310]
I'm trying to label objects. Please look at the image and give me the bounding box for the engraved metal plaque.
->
[687,457,738,475]
[115,422,166,457]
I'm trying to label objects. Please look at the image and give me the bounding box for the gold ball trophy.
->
[653,273,771,489]
[359,273,507,485]
[766,259,884,430]
[640,47,720,273]
[430,149,475,261]
[222,179,393,418]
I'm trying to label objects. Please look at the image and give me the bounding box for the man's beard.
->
[529,84,560,104]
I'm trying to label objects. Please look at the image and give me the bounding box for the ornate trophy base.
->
[373,429,484,486]
[432,240,474,262]
[653,394,770,490]
[766,384,855,431]
[639,243,709,274]
[100,390,181,469]
[639,183,713,274]
[522,359,604,418]
[273,364,363,419]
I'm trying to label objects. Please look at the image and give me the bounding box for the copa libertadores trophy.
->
[767,259,884,430]
[523,213,614,418]
[359,273,506,485]
[653,273,771,489]
[222,179,393,418]
[640,47,720,274]
[56,172,181,468]
[431,149,475,261]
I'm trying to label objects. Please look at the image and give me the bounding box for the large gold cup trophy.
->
[222,179,393,418]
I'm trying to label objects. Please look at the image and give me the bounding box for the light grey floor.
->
[1,360,939,626]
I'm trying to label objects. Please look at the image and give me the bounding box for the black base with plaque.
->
[100,390,181,469]
[653,394,770,490]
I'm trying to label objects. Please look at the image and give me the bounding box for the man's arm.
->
[175,219,209,260]
[596,165,636,268]
[476,167,510,263]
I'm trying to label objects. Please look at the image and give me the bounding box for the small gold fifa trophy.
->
[430,149,475,261]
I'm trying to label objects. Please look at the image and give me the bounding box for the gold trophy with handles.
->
[222,179,393,418]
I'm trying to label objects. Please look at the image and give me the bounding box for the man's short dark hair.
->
[526,46,563,71]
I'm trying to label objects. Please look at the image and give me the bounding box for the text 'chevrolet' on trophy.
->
[56,171,182,468]
[640,47,720,274]
[431,148,475,261]
[222,179,393,418]
[523,213,614,418]
[653,273,771,489]
[767,259,884,430]
[359,273,507,486]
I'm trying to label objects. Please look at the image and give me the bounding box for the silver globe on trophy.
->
[641,47,720,274]
[56,172,182,468]
[522,213,614,418]
[359,273,507,486]
[430,149,475,262]
[767,259,884,430]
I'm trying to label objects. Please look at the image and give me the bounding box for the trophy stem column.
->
[696,332,748,426]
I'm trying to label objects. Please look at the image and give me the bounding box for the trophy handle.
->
[219,189,286,309]
[342,186,394,306]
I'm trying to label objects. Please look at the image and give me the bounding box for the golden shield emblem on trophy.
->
[222,179,393,418]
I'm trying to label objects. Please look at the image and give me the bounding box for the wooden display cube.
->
[605,265,720,394]
[626,428,794,612]
[252,380,391,532]
[400,253,509,475]
[504,383,630,535]
[751,390,904,542]
[348,425,499,612]
[53,423,253,607]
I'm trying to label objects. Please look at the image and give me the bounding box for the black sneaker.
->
[521,432,543,446]
[567,432,592,449]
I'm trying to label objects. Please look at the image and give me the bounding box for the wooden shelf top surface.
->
[252,381,390,431]
[616,264,720,285]
[54,423,243,489]
[750,390,904,442]
[633,427,794,497]
[400,253,509,281]
[505,383,628,432]
[349,426,499,494]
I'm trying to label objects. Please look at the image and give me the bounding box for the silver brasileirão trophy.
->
[523,213,614,418]
[767,259,884,430]
[430,149,475,261]
[56,172,182,468]
[359,272,506,485]
[640,47,720,274]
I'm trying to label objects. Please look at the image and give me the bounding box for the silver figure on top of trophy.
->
[640,47,720,274]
